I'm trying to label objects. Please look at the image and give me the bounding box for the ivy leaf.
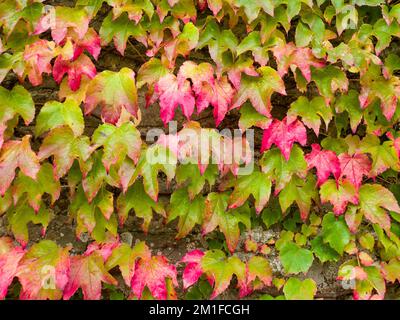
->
[0,237,25,300]
[22,40,55,86]
[107,0,154,23]
[84,68,139,124]
[279,174,317,220]
[338,152,371,189]
[181,249,205,290]
[131,253,178,300]
[7,204,53,248]
[167,188,205,239]
[81,151,108,202]
[117,181,165,232]
[0,85,35,148]
[381,258,400,284]
[228,169,271,214]
[92,122,141,172]
[321,213,351,254]
[131,144,177,201]
[233,0,274,22]
[99,12,146,55]
[34,7,90,44]
[320,179,358,216]
[53,54,97,91]
[69,186,117,242]
[272,42,325,82]
[238,103,271,131]
[305,144,341,186]
[202,192,251,253]
[38,126,91,179]
[12,162,61,213]
[287,96,332,136]
[261,117,307,162]
[311,65,349,104]
[231,66,286,118]
[335,90,363,133]
[136,58,169,88]
[178,61,235,125]
[359,134,400,176]
[246,256,272,290]
[105,241,151,287]
[176,163,218,200]
[153,73,195,125]
[358,184,400,232]
[283,278,317,300]
[163,22,199,66]
[260,145,307,194]
[0,135,40,196]
[310,235,340,263]
[35,99,84,137]
[360,65,400,121]
[16,240,70,300]
[200,249,246,299]
[279,242,314,274]
[63,246,117,300]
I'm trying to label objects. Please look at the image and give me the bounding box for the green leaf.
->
[238,103,271,131]
[202,192,251,253]
[131,144,177,201]
[232,66,286,118]
[279,242,314,274]
[35,99,84,137]
[99,12,146,55]
[200,249,246,299]
[167,188,205,239]
[278,174,317,220]
[228,169,272,213]
[260,145,308,194]
[321,213,351,254]
[358,184,400,232]
[311,65,348,103]
[283,277,317,300]
[311,235,340,263]
[175,163,218,200]
[117,180,165,232]
[288,96,332,136]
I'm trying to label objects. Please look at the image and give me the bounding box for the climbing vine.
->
[1,0,400,300]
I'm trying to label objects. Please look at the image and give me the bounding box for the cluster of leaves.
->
[1,0,400,300]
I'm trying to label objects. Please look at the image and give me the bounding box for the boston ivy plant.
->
[1,0,400,300]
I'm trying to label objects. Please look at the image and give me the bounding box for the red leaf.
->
[305,144,341,186]
[154,73,195,125]
[63,244,117,300]
[272,42,325,82]
[53,54,97,91]
[131,254,178,300]
[0,237,25,300]
[72,28,102,61]
[181,249,204,289]
[338,152,371,189]
[0,136,40,196]
[261,117,307,161]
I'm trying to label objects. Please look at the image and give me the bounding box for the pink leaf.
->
[53,54,97,91]
[131,255,178,300]
[261,117,307,161]
[272,42,325,82]
[180,250,204,289]
[305,144,341,186]
[338,152,371,189]
[154,74,195,125]
[0,237,25,300]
